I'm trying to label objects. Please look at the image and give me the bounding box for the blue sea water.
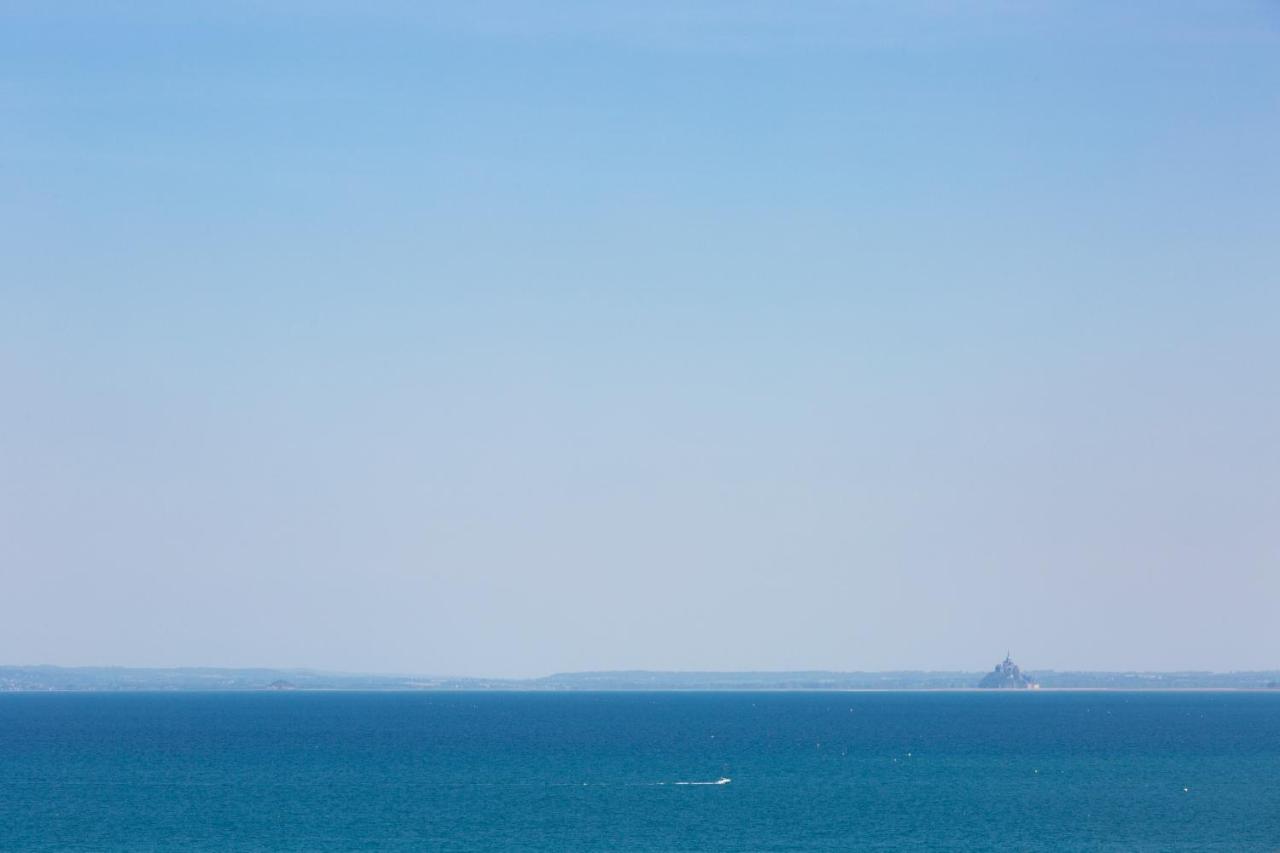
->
[2,691,1279,851]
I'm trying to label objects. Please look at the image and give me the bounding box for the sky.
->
[2,1,1278,677]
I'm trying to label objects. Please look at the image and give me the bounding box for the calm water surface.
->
[2,691,1278,851]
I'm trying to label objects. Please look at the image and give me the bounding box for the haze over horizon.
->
[3,1,1278,679]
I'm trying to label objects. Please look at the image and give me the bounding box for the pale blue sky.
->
[2,1,1278,676]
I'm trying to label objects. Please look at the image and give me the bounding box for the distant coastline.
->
[4,666,1279,693]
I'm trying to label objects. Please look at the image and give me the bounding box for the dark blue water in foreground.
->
[3,691,1279,851]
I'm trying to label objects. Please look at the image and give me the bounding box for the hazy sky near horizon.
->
[3,1,1278,677]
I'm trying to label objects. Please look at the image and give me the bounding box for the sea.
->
[2,691,1278,851]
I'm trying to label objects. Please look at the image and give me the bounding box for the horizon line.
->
[6,664,1280,678]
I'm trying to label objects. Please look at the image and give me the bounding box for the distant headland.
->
[3,664,1279,692]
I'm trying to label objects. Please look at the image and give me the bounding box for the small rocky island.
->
[978,654,1039,689]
